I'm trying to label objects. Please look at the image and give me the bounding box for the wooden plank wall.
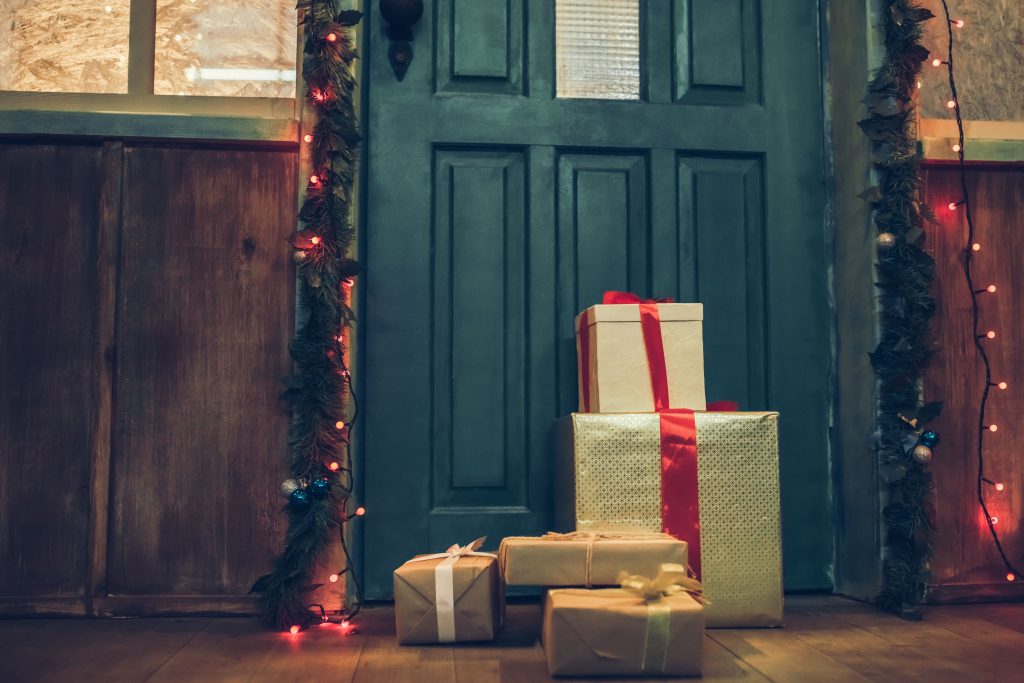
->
[0,139,297,615]
[921,162,1024,602]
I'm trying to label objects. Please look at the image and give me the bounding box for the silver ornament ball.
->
[912,444,933,465]
[877,232,897,250]
[280,478,301,499]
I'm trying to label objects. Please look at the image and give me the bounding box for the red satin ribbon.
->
[659,410,702,578]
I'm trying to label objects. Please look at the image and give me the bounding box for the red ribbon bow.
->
[601,291,675,305]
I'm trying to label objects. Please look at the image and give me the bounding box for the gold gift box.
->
[392,555,502,644]
[554,411,783,627]
[498,533,687,587]
[543,588,704,677]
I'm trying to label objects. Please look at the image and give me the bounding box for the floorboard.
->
[3,597,1024,682]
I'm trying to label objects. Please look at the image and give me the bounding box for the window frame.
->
[0,0,300,142]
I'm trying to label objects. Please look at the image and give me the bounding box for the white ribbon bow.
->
[407,537,496,642]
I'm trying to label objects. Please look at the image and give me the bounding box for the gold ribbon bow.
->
[616,563,705,675]
[618,562,706,603]
[407,537,496,564]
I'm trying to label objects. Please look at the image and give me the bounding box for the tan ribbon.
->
[540,531,672,588]
[406,537,496,642]
[617,563,706,674]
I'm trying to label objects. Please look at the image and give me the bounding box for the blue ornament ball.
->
[310,478,331,497]
[919,430,940,448]
[290,489,310,506]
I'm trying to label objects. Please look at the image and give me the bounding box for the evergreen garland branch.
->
[251,1,363,632]
[860,0,942,620]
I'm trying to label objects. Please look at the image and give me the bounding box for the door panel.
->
[363,0,831,596]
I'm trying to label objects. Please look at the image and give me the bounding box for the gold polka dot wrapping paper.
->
[554,411,783,627]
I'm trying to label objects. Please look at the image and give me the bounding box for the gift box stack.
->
[391,291,783,678]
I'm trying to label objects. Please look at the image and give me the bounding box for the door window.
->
[555,0,640,100]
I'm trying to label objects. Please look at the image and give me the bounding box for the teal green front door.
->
[362,0,831,598]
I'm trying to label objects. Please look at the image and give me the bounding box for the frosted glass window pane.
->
[0,0,130,93]
[154,0,296,97]
[556,0,639,100]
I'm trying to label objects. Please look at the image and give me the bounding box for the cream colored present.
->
[576,303,706,412]
[554,411,783,627]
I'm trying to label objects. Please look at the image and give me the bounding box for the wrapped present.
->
[543,563,704,677]
[554,411,783,627]
[393,538,503,644]
[499,532,687,587]
[576,291,706,413]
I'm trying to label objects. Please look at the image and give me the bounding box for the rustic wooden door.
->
[362,0,832,597]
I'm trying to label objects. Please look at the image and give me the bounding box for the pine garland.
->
[859,0,942,619]
[250,1,363,631]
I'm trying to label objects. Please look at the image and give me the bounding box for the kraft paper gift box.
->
[392,539,503,644]
[499,532,687,587]
[554,411,783,628]
[576,297,706,413]
[542,565,704,677]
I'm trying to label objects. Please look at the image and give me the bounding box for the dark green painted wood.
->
[363,0,832,597]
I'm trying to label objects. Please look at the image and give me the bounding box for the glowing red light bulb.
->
[329,573,339,583]
[995,482,1005,491]
[341,620,350,628]
[329,461,340,471]
[931,58,942,67]
[303,133,313,143]
[310,236,321,245]
[335,420,345,430]
[991,516,999,525]
[988,423,998,432]
[948,201,960,211]
[972,243,981,252]
[952,143,961,153]
[998,382,1008,390]
[289,625,300,635]
[955,19,964,28]
[355,506,366,516]
[947,100,956,109]
[986,331,996,340]
[1008,573,1016,582]
[326,32,337,42]
[310,174,320,185]
[987,285,996,293]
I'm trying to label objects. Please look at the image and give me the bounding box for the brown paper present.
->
[554,411,783,627]
[576,302,706,413]
[499,532,687,587]
[543,582,704,677]
[393,540,502,644]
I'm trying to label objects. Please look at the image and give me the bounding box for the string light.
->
[987,424,998,432]
[289,625,300,635]
[355,506,366,516]
[932,58,946,67]
[952,143,961,153]
[335,420,345,430]
[310,236,321,245]
[310,174,320,185]
[948,200,964,211]
[303,134,313,143]
[979,330,995,340]
[329,573,339,583]
[939,0,1023,585]
[328,461,340,471]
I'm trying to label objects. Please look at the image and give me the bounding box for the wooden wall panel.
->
[0,142,103,597]
[922,163,1024,601]
[107,145,296,597]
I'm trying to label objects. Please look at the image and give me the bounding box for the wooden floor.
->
[3,596,1024,682]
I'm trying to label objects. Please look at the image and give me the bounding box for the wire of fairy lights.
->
[937,0,1021,584]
